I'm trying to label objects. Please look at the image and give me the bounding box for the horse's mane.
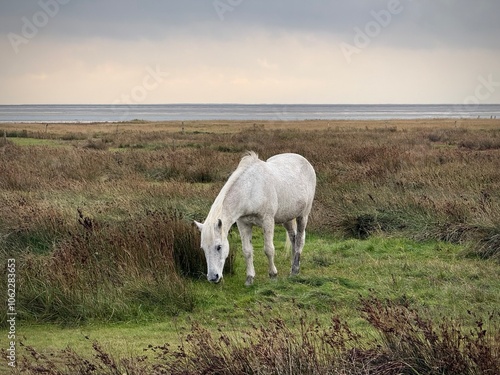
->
[205,151,260,224]
[237,151,259,170]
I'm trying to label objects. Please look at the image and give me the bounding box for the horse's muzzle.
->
[208,273,222,283]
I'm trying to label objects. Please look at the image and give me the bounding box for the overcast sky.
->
[1,0,500,104]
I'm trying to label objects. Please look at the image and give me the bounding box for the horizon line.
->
[1,103,500,106]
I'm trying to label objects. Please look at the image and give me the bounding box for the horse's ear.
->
[194,221,204,232]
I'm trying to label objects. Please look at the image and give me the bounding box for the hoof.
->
[291,254,301,276]
[245,276,254,286]
[269,272,278,279]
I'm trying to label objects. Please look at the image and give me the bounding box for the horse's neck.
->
[207,194,238,236]
[209,159,257,233]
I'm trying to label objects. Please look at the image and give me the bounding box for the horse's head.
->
[194,218,229,283]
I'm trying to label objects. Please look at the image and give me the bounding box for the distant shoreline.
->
[1,104,499,123]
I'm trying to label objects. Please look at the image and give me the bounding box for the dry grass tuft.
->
[10,210,210,324]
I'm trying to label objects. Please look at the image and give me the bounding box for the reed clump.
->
[9,209,209,324]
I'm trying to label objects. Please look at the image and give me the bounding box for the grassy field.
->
[1,119,499,374]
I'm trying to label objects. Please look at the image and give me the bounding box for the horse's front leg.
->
[237,220,255,286]
[262,218,278,280]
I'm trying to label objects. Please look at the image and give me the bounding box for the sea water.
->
[1,104,499,123]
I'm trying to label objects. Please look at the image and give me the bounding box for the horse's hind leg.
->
[283,219,297,250]
[291,215,308,276]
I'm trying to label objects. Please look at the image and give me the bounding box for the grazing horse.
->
[194,151,316,286]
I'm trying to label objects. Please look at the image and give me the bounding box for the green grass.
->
[12,234,499,361]
[16,321,182,362]
[7,137,68,147]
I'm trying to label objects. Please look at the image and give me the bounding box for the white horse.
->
[194,151,316,286]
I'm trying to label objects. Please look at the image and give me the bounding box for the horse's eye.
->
[216,245,222,252]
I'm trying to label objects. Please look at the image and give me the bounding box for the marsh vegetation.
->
[1,119,499,373]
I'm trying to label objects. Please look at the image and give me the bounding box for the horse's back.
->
[265,153,316,221]
[266,153,316,190]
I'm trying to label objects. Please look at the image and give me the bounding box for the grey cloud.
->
[200,0,500,49]
[1,0,499,48]
[392,0,500,49]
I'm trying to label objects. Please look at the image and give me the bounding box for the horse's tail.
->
[284,218,297,253]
